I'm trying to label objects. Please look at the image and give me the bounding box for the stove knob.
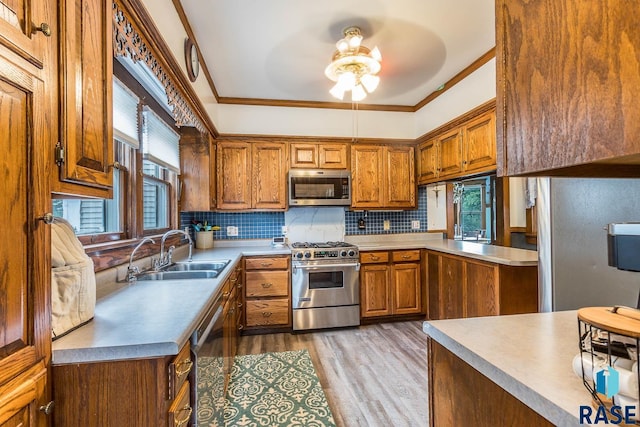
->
[340,250,347,257]
[304,251,311,258]
[347,250,356,257]
[295,252,304,259]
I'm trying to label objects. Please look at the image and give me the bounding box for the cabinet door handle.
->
[39,401,55,415]
[32,22,52,37]
[370,255,380,261]
[238,324,244,330]
[261,282,272,288]
[401,255,411,259]
[260,262,273,267]
[174,406,193,427]
[262,311,272,317]
[175,359,193,377]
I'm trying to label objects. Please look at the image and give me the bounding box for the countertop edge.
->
[423,322,577,426]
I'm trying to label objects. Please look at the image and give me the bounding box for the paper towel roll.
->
[572,352,604,381]
[615,394,640,421]
[613,357,636,371]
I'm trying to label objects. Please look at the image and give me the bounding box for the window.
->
[453,175,495,243]
[53,76,180,244]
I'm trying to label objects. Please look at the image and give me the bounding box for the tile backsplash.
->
[181,187,428,240]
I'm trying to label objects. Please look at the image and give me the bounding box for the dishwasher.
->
[190,293,225,426]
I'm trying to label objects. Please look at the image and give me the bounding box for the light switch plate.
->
[411,220,420,230]
[383,220,390,231]
[227,226,238,236]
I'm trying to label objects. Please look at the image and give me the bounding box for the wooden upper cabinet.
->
[217,141,287,210]
[180,128,216,211]
[417,106,497,185]
[417,139,438,184]
[58,0,113,196]
[290,143,318,168]
[0,0,48,68]
[351,144,415,209]
[0,55,49,427]
[464,111,496,174]
[318,143,348,169]
[497,0,640,176]
[351,145,385,208]
[386,146,415,208]
[290,142,348,169]
[217,141,251,210]
[253,142,286,209]
[438,128,464,179]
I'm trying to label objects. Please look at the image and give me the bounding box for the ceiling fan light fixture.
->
[360,73,380,93]
[329,83,346,100]
[351,84,367,102]
[325,26,381,102]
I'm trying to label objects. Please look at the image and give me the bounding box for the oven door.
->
[292,261,359,308]
[191,298,225,427]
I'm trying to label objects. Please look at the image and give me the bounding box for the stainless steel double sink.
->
[135,260,231,281]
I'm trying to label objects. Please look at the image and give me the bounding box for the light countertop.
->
[347,233,537,266]
[52,243,290,365]
[423,311,590,426]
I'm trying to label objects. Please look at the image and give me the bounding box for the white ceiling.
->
[180,0,495,108]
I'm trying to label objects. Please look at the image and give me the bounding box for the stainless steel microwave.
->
[288,169,351,206]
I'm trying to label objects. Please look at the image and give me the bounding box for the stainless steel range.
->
[291,241,360,330]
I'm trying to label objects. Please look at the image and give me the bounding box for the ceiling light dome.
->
[325,26,381,102]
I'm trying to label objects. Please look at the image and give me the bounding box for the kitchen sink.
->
[136,270,220,281]
[163,260,230,272]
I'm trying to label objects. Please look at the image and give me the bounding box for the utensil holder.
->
[195,231,214,249]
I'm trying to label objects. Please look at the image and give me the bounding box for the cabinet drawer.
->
[245,271,289,297]
[245,257,289,270]
[167,380,191,427]
[360,251,389,264]
[392,250,421,262]
[168,342,192,400]
[246,299,290,327]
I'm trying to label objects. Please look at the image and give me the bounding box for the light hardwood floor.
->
[237,321,430,426]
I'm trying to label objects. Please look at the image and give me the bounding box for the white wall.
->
[426,183,447,230]
[509,177,527,228]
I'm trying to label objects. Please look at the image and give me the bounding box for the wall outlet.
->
[281,225,288,235]
[226,226,238,236]
[411,220,421,230]
[383,220,391,231]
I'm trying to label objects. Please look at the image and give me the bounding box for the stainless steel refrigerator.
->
[537,178,640,312]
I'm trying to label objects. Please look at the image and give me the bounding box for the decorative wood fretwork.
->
[112,1,205,132]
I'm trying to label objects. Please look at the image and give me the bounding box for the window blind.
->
[142,106,180,173]
[112,78,140,148]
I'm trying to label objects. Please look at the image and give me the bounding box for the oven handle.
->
[293,262,360,271]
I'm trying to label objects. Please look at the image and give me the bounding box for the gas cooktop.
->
[290,241,356,249]
[290,241,358,261]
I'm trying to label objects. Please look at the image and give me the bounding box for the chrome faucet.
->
[157,229,193,269]
[127,237,155,282]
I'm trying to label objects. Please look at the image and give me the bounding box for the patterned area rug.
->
[224,349,336,427]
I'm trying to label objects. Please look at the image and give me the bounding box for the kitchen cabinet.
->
[428,339,554,426]
[427,250,538,320]
[217,140,287,210]
[290,142,348,169]
[417,109,496,185]
[0,6,52,426]
[53,341,193,427]
[180,128,216,211]
[223,264,242,390]
[496,0,640,176]
[360,250,422,319]
[351,145,416,209]
[56,0,114,197]
[243,256,291,331]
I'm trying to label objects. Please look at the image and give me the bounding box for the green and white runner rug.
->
[224,349,336,427]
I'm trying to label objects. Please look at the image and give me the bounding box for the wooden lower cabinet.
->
[360,250,423,319]
[428,339,553,426]
[427,250,538,320]
[52,341,193,427]
[243,256,291,331]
